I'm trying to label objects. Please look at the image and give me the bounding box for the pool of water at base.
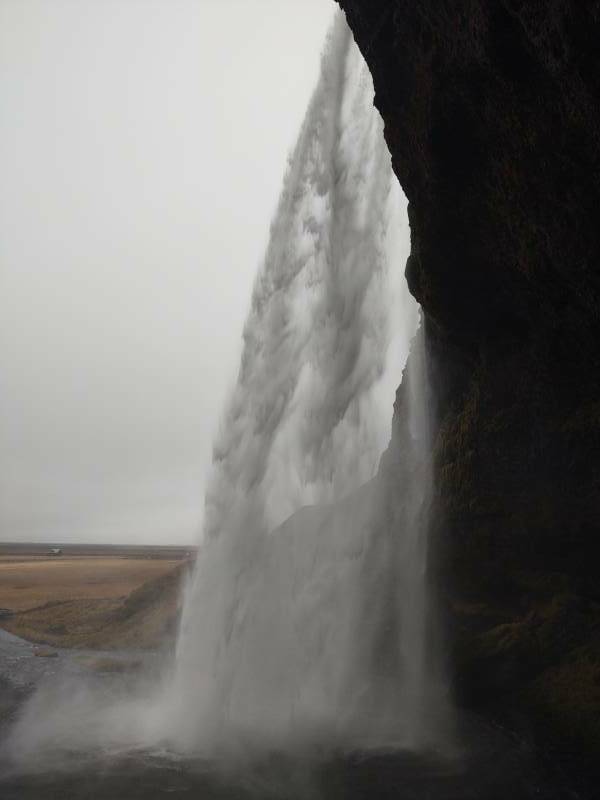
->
[0,719,581,800]
[0,628,581,800]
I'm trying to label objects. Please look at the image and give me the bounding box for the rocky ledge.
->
[338,0,600,784]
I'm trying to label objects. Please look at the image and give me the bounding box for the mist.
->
[0,0,334,545]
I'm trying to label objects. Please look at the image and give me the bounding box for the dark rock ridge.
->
[337,0,600,781]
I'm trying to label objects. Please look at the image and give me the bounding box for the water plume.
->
[167,12,447,754]
[201,14,415,541]
[3,12,450,770]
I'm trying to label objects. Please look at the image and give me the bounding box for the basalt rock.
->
[338,0,600,779]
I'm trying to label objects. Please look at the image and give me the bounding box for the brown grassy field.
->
[0,556,181,611]
[0,554,192,650]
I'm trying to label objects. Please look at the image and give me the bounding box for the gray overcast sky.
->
[0,0,335,544]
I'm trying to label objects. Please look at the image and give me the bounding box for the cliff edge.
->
[338,0,600,779]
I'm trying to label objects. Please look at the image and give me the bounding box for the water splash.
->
[165,13,447,753]
[202,15,415,541]
[3,13,450,768]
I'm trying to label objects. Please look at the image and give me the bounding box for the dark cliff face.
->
[338,0,600,773]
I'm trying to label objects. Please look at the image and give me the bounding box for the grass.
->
[0,555,191,650]
[0,556,181,611]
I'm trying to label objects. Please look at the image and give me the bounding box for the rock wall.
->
[337,0,600,775]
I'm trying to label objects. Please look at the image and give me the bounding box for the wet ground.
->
[0,737,580,800]
[0,629,582,800]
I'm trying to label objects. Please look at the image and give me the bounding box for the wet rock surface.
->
[0,629,64,691]
[0,603,580,798]
[337,0,600,787]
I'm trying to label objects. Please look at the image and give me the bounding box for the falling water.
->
[3,13,448,772]
[167,12,445,753]
[1,12,586,797]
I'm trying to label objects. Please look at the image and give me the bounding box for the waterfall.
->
[2,13,451,771]
[166,12,446,753]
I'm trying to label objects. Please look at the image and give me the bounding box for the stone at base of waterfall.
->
[33,646,58,658]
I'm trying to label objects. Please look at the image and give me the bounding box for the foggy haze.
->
[0,0,334,544]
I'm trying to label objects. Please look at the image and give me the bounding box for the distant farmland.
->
[0,543,197,649]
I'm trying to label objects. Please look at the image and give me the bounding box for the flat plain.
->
[0,545,194,649]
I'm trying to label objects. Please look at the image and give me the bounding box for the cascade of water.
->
[163,12,450,753]
[383,322,436,744]
[201,15,415,542]
[3,13,451,769]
